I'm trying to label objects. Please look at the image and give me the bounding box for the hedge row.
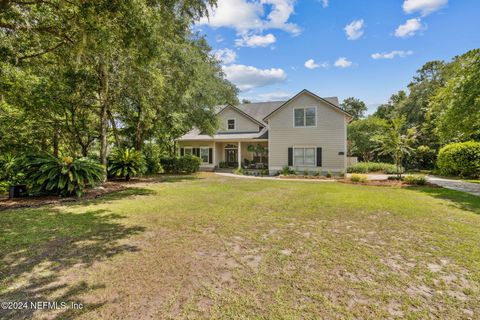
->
[347,162,403,174]
[160,155,202,174]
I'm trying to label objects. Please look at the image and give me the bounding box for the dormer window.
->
[227,119,235,130]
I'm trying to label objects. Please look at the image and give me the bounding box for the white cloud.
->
[235,33,276,47]
[304,59,328,69]
[222,64,287,91]
[242,91,293,102]
[344,19,365,40]
[403,0,447,16]
[334,57,353,68]
[321,0,328,8]
[199,0,300,35]
[262,0,301,35]
[371,50,413,59]
[215,35,225,43]
[199,0,263,33]
[212,48,237,64]
[395,18,424,38]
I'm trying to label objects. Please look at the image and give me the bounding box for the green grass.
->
[463,179,480,184]
[1,173,480,319]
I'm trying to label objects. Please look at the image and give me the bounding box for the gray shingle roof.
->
[220,96,340,126]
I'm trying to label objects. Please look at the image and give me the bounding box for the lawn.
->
[1,173,480,319]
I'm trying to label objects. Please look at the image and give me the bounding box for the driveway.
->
[427,176,480,196]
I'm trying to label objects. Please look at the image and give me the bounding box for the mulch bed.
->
[0,181,128,212]
[279,175,335,180]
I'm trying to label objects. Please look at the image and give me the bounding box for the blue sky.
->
[196,0,480,113]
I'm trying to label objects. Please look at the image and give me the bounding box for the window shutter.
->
[288,148,293,166]
[180,148,184,156]
[316,147,322,167]
[209,148,213,164]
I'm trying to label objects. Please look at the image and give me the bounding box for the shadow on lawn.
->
[413,186,480,214]
[68,187,157,208]
[0,205,145,319]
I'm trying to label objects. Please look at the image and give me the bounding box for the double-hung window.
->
[227,119,235,130]
[184,147,193,155]
[199,147,209,163]
[294,147,316,166]
[294,107,316,127]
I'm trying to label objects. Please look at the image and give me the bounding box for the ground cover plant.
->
[1,173,479,319]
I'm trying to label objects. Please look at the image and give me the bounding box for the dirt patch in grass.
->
[0,182,128,211]
[2,173,480,319]
[0,174,198,212]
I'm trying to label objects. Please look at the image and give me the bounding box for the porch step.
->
[214,168,234,173]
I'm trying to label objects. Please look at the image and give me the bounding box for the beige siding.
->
[218,107,261,132]
[267,92,347,173]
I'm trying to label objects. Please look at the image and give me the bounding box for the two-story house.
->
[177,89,351,175]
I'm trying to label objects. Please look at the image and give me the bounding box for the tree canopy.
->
[0,0,237,163]
[349,48,479,169]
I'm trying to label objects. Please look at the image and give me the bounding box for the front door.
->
[225,149,238,166]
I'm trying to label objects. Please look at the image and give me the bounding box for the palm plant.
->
[23,153,105,197]
[0,153,20,181]
[108,148,145,181]
[374,117,416,178]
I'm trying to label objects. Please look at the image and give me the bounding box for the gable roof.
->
[215,92,345,125]
[262,89,352,121]
[217,104,266,128]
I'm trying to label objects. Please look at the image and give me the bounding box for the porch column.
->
[213,141,216,167]
[238,141,241,169]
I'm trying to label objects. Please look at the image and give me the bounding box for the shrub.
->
[178,155,201,173]
[303,169,309,176]
[347,162,403,174]
[160,155,201,174]
[403,174,427,185]
[142,143,163,174]
[218,161,228,168]
[234,167,244,175]
[339,170,345,178]
[108,148,146,181]
[261,168,269,176]
[326,170,332,178]
[280,165,295,175]
[23,153,105,197]
[350,174,367,183]
[437,141,480,178]
[410,145,437,170]
[0,153,24,185]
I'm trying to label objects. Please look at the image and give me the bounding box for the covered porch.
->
[215,141,268,170]
[178,140,268,170]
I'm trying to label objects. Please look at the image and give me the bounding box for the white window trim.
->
[184,146,193,155]
[293,106,317,128]
[227,118,236,131]
[293,146,316,167]
[199,147,210,163]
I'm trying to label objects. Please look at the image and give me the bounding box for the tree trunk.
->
[52,128,60,157]
[98,64,109,166]
[134,105,143,151]
[107,109,121,148]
